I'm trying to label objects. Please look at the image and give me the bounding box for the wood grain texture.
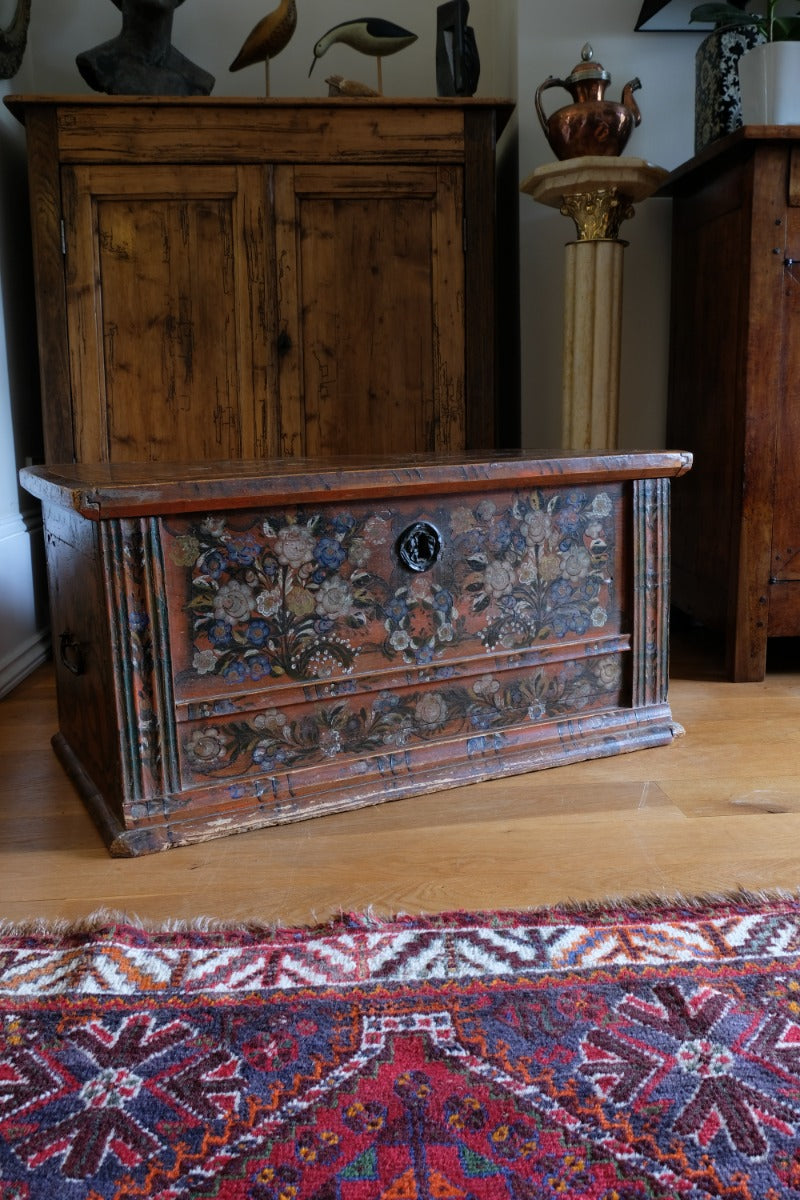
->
[9,97,514,466]
[664,132,800,681]
[2,628,800,925]
[21,106,73,462]
[20,451,693,519]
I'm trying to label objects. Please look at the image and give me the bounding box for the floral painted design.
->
[181,654,624,779]
[166,486,619,690]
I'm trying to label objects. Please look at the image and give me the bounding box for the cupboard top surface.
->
[661,124,800,195]
[6,94,514,111]
[6,94,515,162]
[20,451,693,520]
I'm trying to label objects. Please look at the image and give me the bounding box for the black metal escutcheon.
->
[397,521,443,573]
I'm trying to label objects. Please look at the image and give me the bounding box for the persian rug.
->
[3,897,800,1199]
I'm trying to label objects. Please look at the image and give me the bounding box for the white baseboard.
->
[0,626,51,698]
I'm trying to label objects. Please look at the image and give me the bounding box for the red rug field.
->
[2,895,800,1198]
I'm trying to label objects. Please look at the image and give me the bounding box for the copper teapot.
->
[535,44,641,160]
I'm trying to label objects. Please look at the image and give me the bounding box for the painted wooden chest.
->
[20,451,692,856]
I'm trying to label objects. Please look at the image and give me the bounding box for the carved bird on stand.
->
[309,18,417,94]
[230,0,297,95]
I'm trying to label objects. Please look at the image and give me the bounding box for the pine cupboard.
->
[7,96,515,465]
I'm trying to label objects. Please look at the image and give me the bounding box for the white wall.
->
[0,0,704,693]
[0,28,47,696]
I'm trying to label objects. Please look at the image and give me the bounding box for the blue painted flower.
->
[488,518,513,554]
[228,536,261,566]
[550,579,573,602]
[249,656,272,681]
[201,549,227,578]
[246,619,271,647]
[551,613,570,636]
[384,595,409,624]
[314,537,347,570]
[433,588,454,612]
[129,609,149,633]
[223,660,248,684]
[208,620,233,646]
[332,513,357,535]
[253,742,277,768]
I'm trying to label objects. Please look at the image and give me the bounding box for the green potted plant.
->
[692,1,800,125]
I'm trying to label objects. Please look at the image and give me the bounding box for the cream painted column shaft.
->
[563,239,623,449]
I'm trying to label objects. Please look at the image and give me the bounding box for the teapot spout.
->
[621,77,642,125]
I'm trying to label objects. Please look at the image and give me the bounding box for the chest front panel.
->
[160,484,629,790]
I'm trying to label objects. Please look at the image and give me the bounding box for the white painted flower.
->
[316,577,354,619]
[214,580,254,624]
[256,587,282,618]
[475,499,496,523]
[560,546,591,582]
[275,525,315,567]
[436,623,455,643]
[390,629,411,651]
[591,606,608,627]
[415,693,448,728]
[410,577,432,603]
[185,727,229,764]
[253,708,286,732]
[201,517,227,538]
[483,559,516,596]
[595,656,621,687]
[523,509,551,546]
[591,493,613,517]
[474,675,500,698]
[518,554,537,584]
[192,649,218,674]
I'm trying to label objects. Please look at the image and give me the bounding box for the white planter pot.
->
[738,41,800,125]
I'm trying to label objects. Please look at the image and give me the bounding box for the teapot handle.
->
[535,76,567,134]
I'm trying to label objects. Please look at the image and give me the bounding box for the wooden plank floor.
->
[2,627,800,928]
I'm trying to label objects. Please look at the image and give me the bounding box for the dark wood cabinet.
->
[664,128,800,681]
[7,96,515,465]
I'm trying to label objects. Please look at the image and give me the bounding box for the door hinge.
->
[463,217,468,254]
[60,218,67,256]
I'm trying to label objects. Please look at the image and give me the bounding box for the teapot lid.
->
[565,43,610,87]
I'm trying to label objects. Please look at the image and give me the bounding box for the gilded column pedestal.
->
[521,157,666,451]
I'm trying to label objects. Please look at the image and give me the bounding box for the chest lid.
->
[20,450,692,520]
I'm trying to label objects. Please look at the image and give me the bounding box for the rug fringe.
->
[3,887,800,938]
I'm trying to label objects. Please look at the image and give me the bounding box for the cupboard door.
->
[61,164,276,463]
[274,164,465,457]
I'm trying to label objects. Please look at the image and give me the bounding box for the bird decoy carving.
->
[309,18,418,95]
[326,74,379,97]
[230,0,298,96]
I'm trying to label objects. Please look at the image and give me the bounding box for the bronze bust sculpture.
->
[77,0,214,95]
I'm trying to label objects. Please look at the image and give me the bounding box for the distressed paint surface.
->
[22,454,688,855]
